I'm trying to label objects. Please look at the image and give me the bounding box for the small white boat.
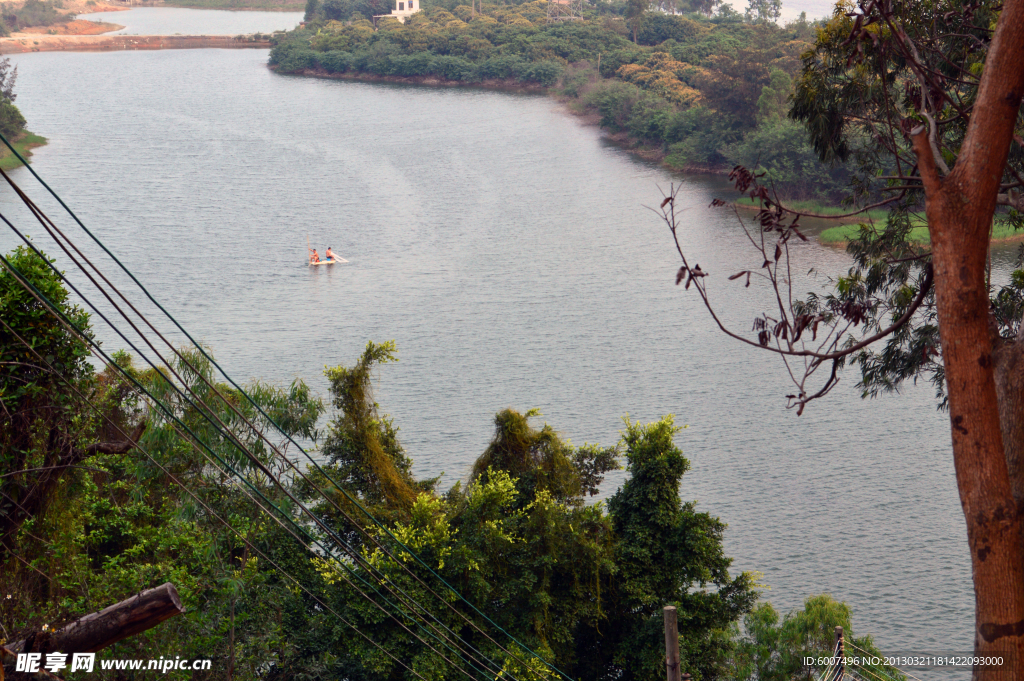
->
[307,236,348,265]
[308,256,348,266]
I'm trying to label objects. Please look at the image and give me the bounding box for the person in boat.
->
[310,249,320,264]
[325,247,335,262]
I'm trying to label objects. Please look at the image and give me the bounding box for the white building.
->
[381,0,421,23]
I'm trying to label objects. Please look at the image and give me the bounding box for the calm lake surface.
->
[2,44,989,674]
[85,7,303,34]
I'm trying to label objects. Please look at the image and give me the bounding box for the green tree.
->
[294,344,757,681]
[0,246,97,551]
[624,0,648,43]
[755,68,789,122]
[0,55,24,141]
[732,596,903,681]
[607,416,757,680]
[0,100,25,138]
[744,0,779,24]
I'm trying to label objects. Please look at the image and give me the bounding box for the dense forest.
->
[269,0,854,200]
[0,245,899,679]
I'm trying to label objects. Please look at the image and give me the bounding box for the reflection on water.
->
[86,7,303,35]
[3,48,977,676]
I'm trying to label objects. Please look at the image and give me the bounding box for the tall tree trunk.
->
[993,337,1024,511]
[913,2,1024,675]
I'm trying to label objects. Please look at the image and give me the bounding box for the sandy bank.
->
[0,33,270,52]
[60,0,131,13]
[18,19,125,35]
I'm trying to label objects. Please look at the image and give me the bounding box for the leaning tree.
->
[657,0,1024,676]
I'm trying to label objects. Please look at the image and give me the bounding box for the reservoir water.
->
[1,45,986,673]
[86,7,304,35]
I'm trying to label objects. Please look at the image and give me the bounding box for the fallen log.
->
[7,582,184,656]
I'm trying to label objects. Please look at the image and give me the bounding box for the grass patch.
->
[820,220,1024,245]
[0,131,47,171]
[734,197,890,223]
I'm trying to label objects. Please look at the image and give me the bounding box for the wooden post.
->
[664,606,681,681]
[835,625,845,681]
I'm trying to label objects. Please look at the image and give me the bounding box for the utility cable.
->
[0,153,557,679]
[0,253,497,681]
[848,642,918,681]
[0,170,518,681]
[0,132,572,681]
[0,316,436,681]
[0,212,509,681]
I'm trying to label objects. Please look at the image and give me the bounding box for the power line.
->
[0,132,572,681]
[0,211,512,681]
[0,170,520,680]
[0,252,504,681]
[0,315,437,681]
[0,256,504,681]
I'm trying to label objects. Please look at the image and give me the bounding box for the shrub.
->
[388,52,431,76]
[319,50,352,73]
[660,106,741,166]
[3,0,72,29]
[277,49,318,72]
[429,55,478,81]
[625,94,672,143]
[636,14,702,45]
[520,59,561,86]
[724,118,852,200]
[0,102,24,142]
[478,54,529,80]
[598,47,644,77]
[581,79,644,131]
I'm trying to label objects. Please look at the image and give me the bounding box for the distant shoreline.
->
[0,33,270,52]
[271,65,552,94]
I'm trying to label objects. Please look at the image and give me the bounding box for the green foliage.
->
[608,416,758,680]
[732,595,904,681]
[1,301,868,681]
[785,0,1024,404]
[0,100,25,139]
[0,246,94,550]
[756,68,789,122]
[1,293,328,677]
[663,105,741,166]
[273,6,628,85]
[726,118,851,200]
[2,0,73,29]
[319,340,421,510]
[472,407,619,504]
[292,346,757,681]
[745,0,779,24]
[635,13,701,45]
